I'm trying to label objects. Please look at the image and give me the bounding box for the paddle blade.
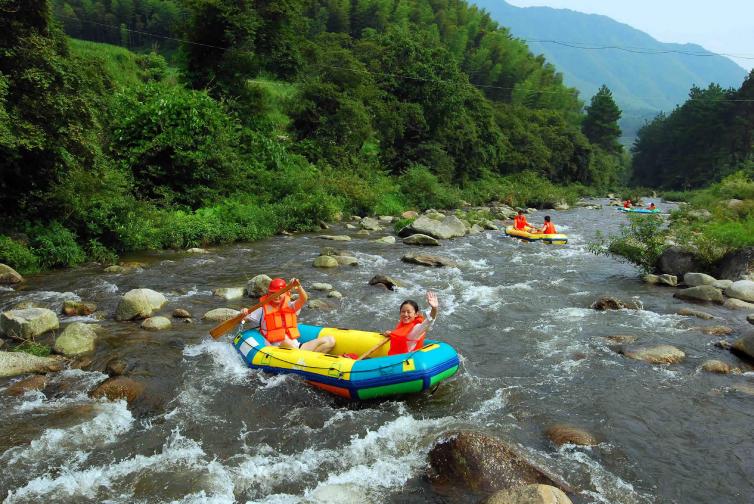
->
[209,313,245,340]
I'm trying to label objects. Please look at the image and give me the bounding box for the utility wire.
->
[57,16,754,104]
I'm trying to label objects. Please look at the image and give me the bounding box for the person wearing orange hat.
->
[240,278,335,353]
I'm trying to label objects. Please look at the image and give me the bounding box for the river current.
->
[1,200,753,503]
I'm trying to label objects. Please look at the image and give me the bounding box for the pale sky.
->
[505,0,754,71]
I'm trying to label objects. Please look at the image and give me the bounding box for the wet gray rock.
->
[327,290,343,299]
[318,235,351,241]
[186,247,209,254]
[409,215,466,240]
[684,272,717,287]
[172,308,192,318]
[484,485,573,504]
[311,282,333,291]
[115,289,167,321]
[713,279,734,290]
[104,265,128,274]
[657,247,704,278]
[6,375,48,396]
[53,322,99,356]
[212,287,245,300]
[334,255,358,266]
[642,274,661,285]
[378,215,394,223]
[545,425,597,447]
[355,229,370,236]
[723,298,754,310]
[141,316,172,331]
[345,223,357,230]
[590,296,640,311]
[698,325,734,336]
[469,224,484,235]
[372,236,396,244]
[677,308,715,320]
[313,256,339,268]
[360,217,382,231]
[731,334,754,361]
[201,308,240,322]
[0,263,23,284]
[0,351,65,378]
[369,275,403,291]
[308,299,334,310]
[701,360,732,374]
[673,286,724,304]
[658,274,678,287]
[319,247,349,257]
[1,308,59,339]
[724,280,754,303]
[403,234,440,246]
[62,300,97,316]
[483,220,499,231]
[402,253,457,268]
[553,202,570,211]
[714,246,754,281]
[619,345,685,364]
[427,431,573,494]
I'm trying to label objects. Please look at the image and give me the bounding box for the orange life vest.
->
[542,222,556,234]
[514,215,529,230]
[260,294,300,343]
[388,314,425,356]
[623,201,631,208]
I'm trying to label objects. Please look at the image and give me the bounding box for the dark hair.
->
[544,215,551,222]
[517,210,524,215]
[400,300,419,313]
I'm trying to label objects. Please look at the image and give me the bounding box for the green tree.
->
[582,85,622,154]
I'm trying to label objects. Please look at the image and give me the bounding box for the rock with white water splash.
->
[590,296,640,311]
[212,287,245,300]
[318,235,352,241]
[545,425,597,447]
[313,256,339,268]
[62,300,97,316]
[334,255,358,266]
[360,216,382,231]
[725,280,754,303]
[246,274,272,297]
[53,322,99,356]
[369,275,403,290]
[620,345,685,364]
[115,289,167,321]
[427,431,573,494]
[723,298,754,310]
[172,308,191,318]
[141,316,172,331]
[90,376,145,404]
[731,334,754,361]
[201,308,240,322]
[6,374,48,396]
[0,351,65,378]
[409,215,466,240]
[372,236,396,244]
[673,286,724,304]
[0,308,59,339]
[402,253,457,268]
[677,307,715,320]
[701,360,732,374]
[403,234,440,246]
[684,272,717,287]
[0,263,23,284]
[311,282,333,291]
[484,484,573,504]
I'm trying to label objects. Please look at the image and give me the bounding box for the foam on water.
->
[563,449,653,504]
[183,338,252,385]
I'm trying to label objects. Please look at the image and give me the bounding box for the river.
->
[1,200,753,503]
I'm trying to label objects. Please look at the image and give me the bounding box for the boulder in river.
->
[62,300,97,316]
[318,235,352,241]
[483,220,499,231]
[186,247,209,254]
[590,296,640,311]
[372,236,396,244]
[401,210,419,219]
[427,431,573,494]
[6,374,48,396]
[409,215,467,240]
[724,280,754,303]
[403,234,440,246]
[484,485,573,504]
[731,334,754,361]
[656,246,704,278]
[603,335,637,344]
[619,345,685,364]
[713,246,754,281]
[360,217,382,231]
[246,274,272,297]
[172,308,191,318]
[53,322,99,356]
[327,290,343,299]
[0,263,23,284]
[545,425,597,447]
[713,279,734,290]
[0,351,65,378]
[701,360,732,374]
[673,286,724,304]
[202,308,240,322]
[313,256,339,268]
[684,272,717,287]
[311,282,333,291]
[115,289,167,321]
[677,307,714,320]
[212,287,245,300]
[402,253,457,268]
[723,298,754,310]
[698,325,734,336]
[308,299,334,311]
[334,255,359,266]
[141,316,172,331]
[369,275,403,291]
[90,376,145,404]
[0,308,59,339]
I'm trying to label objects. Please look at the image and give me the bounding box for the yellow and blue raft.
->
[233,324,459,400]
[504,225,568,245]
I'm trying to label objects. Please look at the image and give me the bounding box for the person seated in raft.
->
[648,202,657,211]
[623,199,633,209]
[240,278,336,353]
[513,210,534,232]
[383,291,439,355]
[534,215,557,235]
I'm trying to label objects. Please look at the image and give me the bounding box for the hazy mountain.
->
[471,0,749,143]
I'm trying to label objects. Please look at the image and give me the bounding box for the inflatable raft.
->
[504,225,568,245]
[233,324,459,400]
[618,207,660,214]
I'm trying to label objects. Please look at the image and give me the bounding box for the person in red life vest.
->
[513,210,533,232]
[535,215,557,235]
[383,291,439,355]
[648,202,657,211]
[623,199,632,209]
[240,278,335,353]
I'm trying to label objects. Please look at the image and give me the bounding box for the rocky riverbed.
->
[1,199,753,503]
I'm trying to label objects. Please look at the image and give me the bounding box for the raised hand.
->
[426,291,438,310]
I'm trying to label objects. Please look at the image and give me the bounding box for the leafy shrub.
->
[29,223,86,269]
[399,165,461,210]
[135,52,168,82]
[0,236,39,273]
[589,214,668,273]
[87,239,118,265]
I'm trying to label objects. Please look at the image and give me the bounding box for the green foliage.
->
[0,236,39,273]
[393,217,415,233]
[399,165,462,210]
[588,214,668,273]
[582,85,622,155]
[12,341,52,357]
[28,222,86,269]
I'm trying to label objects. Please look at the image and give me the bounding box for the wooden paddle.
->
[209,282,297,340]
[356,337,390,361]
